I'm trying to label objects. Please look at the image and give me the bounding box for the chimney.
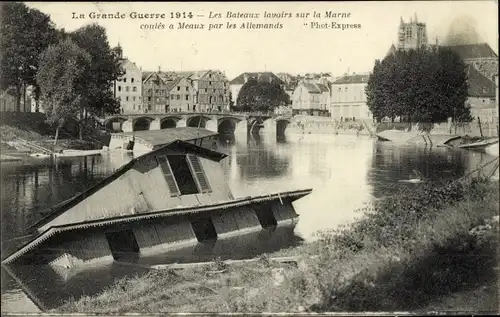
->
[158,65,161,73]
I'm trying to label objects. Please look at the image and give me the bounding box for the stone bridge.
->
[102,112,293,140]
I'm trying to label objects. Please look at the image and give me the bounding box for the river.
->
[1,133,498,312]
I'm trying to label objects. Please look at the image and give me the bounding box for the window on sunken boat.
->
[156,154,211,196]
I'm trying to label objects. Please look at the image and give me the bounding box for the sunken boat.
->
[2,129,312,270]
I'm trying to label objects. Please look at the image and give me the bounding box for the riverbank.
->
[0,125,106,153]
[54,176,499,313]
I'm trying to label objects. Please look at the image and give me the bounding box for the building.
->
[443,43,498,81]
[174,70,230,112]
[276,73,297,86]
[397,14,428,51]
[386,16,498,123]
[142,71,169,113]
[292,81,330,116]
[113,45,143,114]
[165,76,197,112]
[330,73,371,121]
[465,64,497,122]
[302,73,335,85]
[229,72,284,107]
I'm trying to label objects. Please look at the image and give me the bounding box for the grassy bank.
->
[55,177,499,313]
[0,111,109,151]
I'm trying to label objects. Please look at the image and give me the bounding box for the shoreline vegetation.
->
[54,175,499,314]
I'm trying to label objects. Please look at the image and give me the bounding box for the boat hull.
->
[2,189,311,271]
[485,142,499,156]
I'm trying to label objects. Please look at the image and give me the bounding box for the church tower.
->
[397,13,428,51]
[112,43,124,59]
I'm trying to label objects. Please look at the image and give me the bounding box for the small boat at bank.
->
[53,149,104,158]
[2,129,312,271]
[457,138,499,152]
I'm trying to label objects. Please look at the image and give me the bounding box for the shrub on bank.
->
[0,125,46,141]
[54,177,499,313]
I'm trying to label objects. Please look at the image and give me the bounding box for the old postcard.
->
[0,1,498,315]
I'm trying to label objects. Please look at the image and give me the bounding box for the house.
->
[303,73,335,85]
[3,130,312,270]
[465,64,497,122]
[142,71,169,113]
[330,73,372,121]
[229,72,284,107]
[292,81,330,116]
[164,76,197,112]
[175,70,230,112]
[112,45,142,114]
[276,73,297,85]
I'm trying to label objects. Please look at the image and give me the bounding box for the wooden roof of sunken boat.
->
[2,132,312,270]
[108,127,219,153]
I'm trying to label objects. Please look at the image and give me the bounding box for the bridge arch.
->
[133,117,155,131]
[186,115,212,128]
[104,116,128,132]
[160,116,182,129]
[218,117,242,135]
[276,118,291,136]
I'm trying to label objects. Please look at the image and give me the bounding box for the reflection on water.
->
[1,133,498,312]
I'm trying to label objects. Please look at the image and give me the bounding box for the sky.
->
[26,1,498,80]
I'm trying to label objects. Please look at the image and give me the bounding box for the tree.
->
[36,39,91,144]
[0,2,57,111]
[70,24,123,124]
[236,78,290,112]
[365,47,470,127]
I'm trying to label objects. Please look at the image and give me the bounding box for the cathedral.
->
[385,14,498,123]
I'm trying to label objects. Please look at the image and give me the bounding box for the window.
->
[156,154,210,196]
[205,89,208,93]
[133,96,136,101]
[171,95,174,100]
[209,81,212,85]
[177,94,180,100]
[185,95,189,101]
[126,86,130,92]
[186,87,189,92]
[118,86,122,92]
[177,86,180,91]
[132,87,137,92]
[126,96,129,101]
[148,96,151,101]
[124,78,127,83]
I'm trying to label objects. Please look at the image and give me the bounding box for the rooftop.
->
[442,43,498,60]
[332,73,370,84]
[229,72,284,85]
[115,127,218,147]
[27,138,227,231]
[466,64,496,98]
